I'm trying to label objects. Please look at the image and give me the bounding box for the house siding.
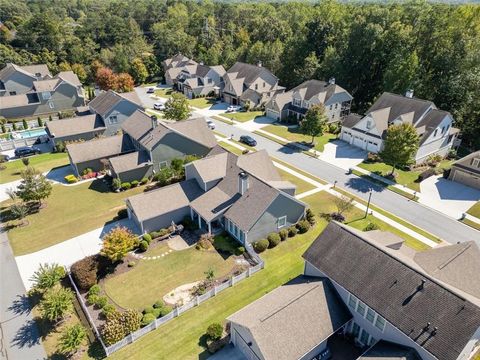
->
[51,130,105,145]
[230,323,265,360]
[103,100,142,136]
[113,164,153,183]
[140,206,191,234]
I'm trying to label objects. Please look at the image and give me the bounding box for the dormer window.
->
[255,84,258,90]
[263,82,266,88]
[472,158,480,168]
[293,98,301,107]
[434,129,438,137]
[366,120,372,130]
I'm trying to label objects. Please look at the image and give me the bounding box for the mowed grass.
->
[0,152,69,184]
[467,201,480,218]
[277,168,316,194]
[2,180,146,255]
[103,244,237,310]
[261,124,337,152]
[222,111,264,123]
[188,97,216,109]
[358,161,421,192]
[154,88,173,98]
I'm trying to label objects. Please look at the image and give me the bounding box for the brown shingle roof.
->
[88,90,142,117]
[46,114,105,138]
[67,134,133,164]
[451,150,480,176]
[121,110,153,142]
[109,151,151,174]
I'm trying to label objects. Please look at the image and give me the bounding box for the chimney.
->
[238,172,249,195]
[199,61,204,66]
[405,89,414,98]
[328,77,335,85]
[256,60,262,67]
[150,115,157,129]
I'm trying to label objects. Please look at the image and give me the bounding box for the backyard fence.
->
[0,137,38,151]
[70,246,265,357]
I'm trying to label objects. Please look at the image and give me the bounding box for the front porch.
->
[190,207,224,236]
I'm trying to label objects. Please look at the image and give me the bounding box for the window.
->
[360,329,370,345]
[159,161,168,169]
[42,91,51,100]
[263,82,266,88]
[329,105,333,110]
[293,98,301,107]
[255,84,258,90]
[348,294,358,309]
[434,129,438,137]
[207,78,212,84]
[335,103,338,109]
[109,115,118,124]
[375,316,386,331]
[356,301,366,317]
[9,91,16,95]
[366,120,372,129]
[277,216,287,228]
[472,158,480,168]
[441,126,446,134]
[366,308,375,323]
[352,322,360,337]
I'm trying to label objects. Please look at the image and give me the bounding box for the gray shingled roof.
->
[415,109,451,145]
[228,276,352,360]
[67,134,133,164]
[227,62,277,87]
[121,110,154,142]
[46,114,105,138]
[342,113,363,128]
[451,150,480,176]
[291,79,352,104]
[109,150,151,174]
[88,90,142,117]
[359,341,421,360]
[303,222,480,360]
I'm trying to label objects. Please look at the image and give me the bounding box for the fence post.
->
[214,286,217,296]
[247,267,252,277]
[173,307,179,317]
[129,333,134,344]
[231,276,235,286]
[196,296,200,306]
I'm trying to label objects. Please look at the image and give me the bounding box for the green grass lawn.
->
[103,242,238,310]
[211,115,234,125]
[271,157,327,185]
[218,141,242,155]
[0,152,69,184]
[467,202,480,218]
[261,124,336,152]
[462,218,480,231]
[188,97,216,109]
[2,180,146,255]
[222,111,264,123]
[154,88,173,98]
[277,168,316,194]
[358,161,421,192]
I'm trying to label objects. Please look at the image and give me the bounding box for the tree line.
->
[1,0,479,149]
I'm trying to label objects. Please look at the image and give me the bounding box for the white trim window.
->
[293,98,301,107]
[375,315,386,331]
[109,115,118,124]
[159,161,168,169]
[42,91,51,100]
[48,101,55,109]
[348,294,358,309]
[277,216,287,228]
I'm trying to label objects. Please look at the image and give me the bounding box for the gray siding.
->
[246,194,305,243]
[103,100,142,136]
[185,163,206,190]
[113,165,153,183]
[140,206,191,234]
[74,158,108,176]
[52,130,105,145]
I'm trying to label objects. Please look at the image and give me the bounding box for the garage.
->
[266,108,280,120]
[353,136,364,149]
[341,131,352,143]
[452,169,480,190]
[366,140,379,153]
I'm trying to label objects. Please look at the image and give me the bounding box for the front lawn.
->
[277,168,316,194]
[154,88,173,98]
[358,161,421,192]
[0,152,69,184]
[103,236,239,310]
[222,111,264,123]
[188,97,216,109]
[261,124,336,152]
[2,180,146,255]
[467,202,480,218]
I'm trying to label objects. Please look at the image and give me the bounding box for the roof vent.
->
[256,60,262,67]
[419,279,426,290]
[431,327,438,336]
[405,89,414,98]
[328,77,335,85]
[150,115,157,129]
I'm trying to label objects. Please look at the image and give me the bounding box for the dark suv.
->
[239,135,257,147]
[14,146,41,158]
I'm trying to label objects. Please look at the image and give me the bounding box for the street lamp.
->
[365,189,373,218]
[333,180,337,189]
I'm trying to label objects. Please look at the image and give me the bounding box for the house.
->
[447,151,480,190]
[0,63,85,119]
[265,78,353,123]
[126,147,306,240]
[222,61,285,108]
[176,63,225,98]
[46,90,143,146]
[162,54,198,86]
[340,91,460,163]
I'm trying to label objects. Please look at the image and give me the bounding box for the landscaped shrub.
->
[128,261,136,267]
[153,300,164,309]
[30,263,66,291]
[101,304,116,319]
[95,296,108,309]
[279,229,288,241]
[182,216,198,231]
[296,220,311,234]
[150,228,170,239]
[87,294,99,306]
[88,284,101,297]
[143,306,154,314]
[416,168,436,182]
[142,234,152,244]
[70,255,98,290]
[288,226,298,237]
[112,178,121,191]
[364,222,380,231]
[131,180,139,187]
[159,305,172,317]
[140,177,148,185]
[206,323,223,341]
[267,233,281,248]
[82,168,93,176]
[152,308,161,318]
[139,240,149,252]
[102,319,125,345]
[235,246,245,255]
[121,182,131,190]
[64,174,78,184]
[253,239,269,253]
[331,212,345,222]
[306,208,316,225]
[141,313,156,326]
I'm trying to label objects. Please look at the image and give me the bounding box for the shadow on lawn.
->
[345,176,385,194]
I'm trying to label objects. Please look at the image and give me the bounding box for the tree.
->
[206,323,223,341]
[16,167,53,204]
[381,123,419,174]
[300,104,328,144]
[30,263,65,291]
[10,203,28,223]
[333,195,355,216]
[58,324,87,355]
[71,63,87,83]
[21,157,29,167]
[114,73,134,92]
[37,117,43,127]
[101,226,138,262]
[96,66,117,90]
[39,286,74,322]
[163,93,191,121]
[22,119,28,130]
[130,58,148,84]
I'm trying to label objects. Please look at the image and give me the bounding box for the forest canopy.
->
[1,0,479,149]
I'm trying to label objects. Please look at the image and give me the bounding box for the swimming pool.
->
[15,128,47,139]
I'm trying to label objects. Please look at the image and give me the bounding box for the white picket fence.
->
[0,137,38,151]
[71,247,264,357]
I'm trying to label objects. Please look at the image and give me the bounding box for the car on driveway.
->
[226,105,241,113]
[146,87,155,94]
[153,102,165,111]
[206,120,215,130]
[14,146,41,158]
[239,135,257,147]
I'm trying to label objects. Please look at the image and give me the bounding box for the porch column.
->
[207,222,211,234]
[198,215,202,229]
[190,207,194,220]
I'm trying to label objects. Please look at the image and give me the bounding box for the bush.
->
[95,296,108,309]
[253,239,269,253]
[101,304,116,319]
[143,306,154,314]
[30,263,66,291]
[242,149,249,154]
[102,319,125,345]
[235,246,245,255]
[160,305,173,317]
[331,212,345,222]
[153,300,164,309]
[87,294,99,306]
[140,177,148,185]
[152,308,161,318]
[206,323,223,341]
[306,208,316,225]
[364,222,380,231]
[121,182,131,190]
[112,178,121,190]
[128,261,136,267]
[131,180,139,187]
[141,313,156,326]
[267,233,281,248]
[426,154,442,167]
[82,168,93,176]
[296,220,311,234]
[88,284,101,297]
[288,226,298,237]
[71,255,98,290]
[279,229,288,241]
[64,174,78,184]
[139,240,149,252]
[142,233,152,244]
[150,228,170,239]
[182,216,198,231]
[416,168,436,182]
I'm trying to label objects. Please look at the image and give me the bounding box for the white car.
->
[153,102,165,111]
[226,105,241,113]
[206,120,215,130]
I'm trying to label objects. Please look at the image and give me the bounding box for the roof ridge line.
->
[438,243,472,270]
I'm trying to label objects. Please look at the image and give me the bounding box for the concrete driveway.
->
[15,218,139,290]
[237,116,276,131]
[134,86,161,109]
[208,344,246,360]
[419,175,480,218]
[319,140,367,170]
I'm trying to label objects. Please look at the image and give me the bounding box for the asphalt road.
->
[0,231,46,360]
[208,117,480,245]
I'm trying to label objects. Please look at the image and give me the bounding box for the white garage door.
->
[353,136,364,148]
[266,108,279,120]
[366,140,379,153]
[342,131,352,143]
[454,170,480,190]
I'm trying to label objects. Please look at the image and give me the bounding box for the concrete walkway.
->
[15,219,137,290]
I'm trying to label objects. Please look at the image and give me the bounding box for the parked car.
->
[14,146,41,158]
[153,102,165,111]
[226,105,241,113]
[147,87,155,94]
[239,135,257,147]
[206,120,215,130]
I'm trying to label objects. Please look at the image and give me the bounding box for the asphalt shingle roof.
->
[359,341,421,360]
[88,90,142,117]
[46,114,105,138]
[451,150,480,176]
[67,134,133,164]
[109,150,151,174]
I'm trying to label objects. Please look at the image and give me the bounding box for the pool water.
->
[16,128,47,139]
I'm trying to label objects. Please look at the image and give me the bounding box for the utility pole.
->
[365,189,373,218]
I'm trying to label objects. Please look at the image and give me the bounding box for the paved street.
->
[206,115,480,244]
[0,231,46,360]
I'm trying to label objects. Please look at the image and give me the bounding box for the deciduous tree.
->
[164,93,191,121]
[101,226,138,262]
[381,123,419,174]
[15,167,53,205]
[300,104,328,144]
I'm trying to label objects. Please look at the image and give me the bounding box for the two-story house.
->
[340,91,459,163]
[222,62,285,108]
[265,78,353,123]
[227,221,480,360]
[176,63,226,98]
[162,54,198,86]
[126,147,306,237]
[46,89,144,146]
[0,63,85,119]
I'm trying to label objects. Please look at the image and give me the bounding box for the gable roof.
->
[266,91,293,112]
[121,110,154,142]
[291,79,352,104]
[56,71,82,87]
[414,241,480,300]
[46,114,105,138]
[189,152,229,183]
[33,78,60,92]
[18,64,51,78]
[67,134,133,164]
[88,90,142,117]
[303,222,480,360]
[226,62,278,87]
[108,150,151,174]
[227,276,352,360]
[236,150,282,182]
[415,109,451,145]
[168,117,218,149]
[451,150,480,175]
[342,113,362,128]
[359,341,421,360]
